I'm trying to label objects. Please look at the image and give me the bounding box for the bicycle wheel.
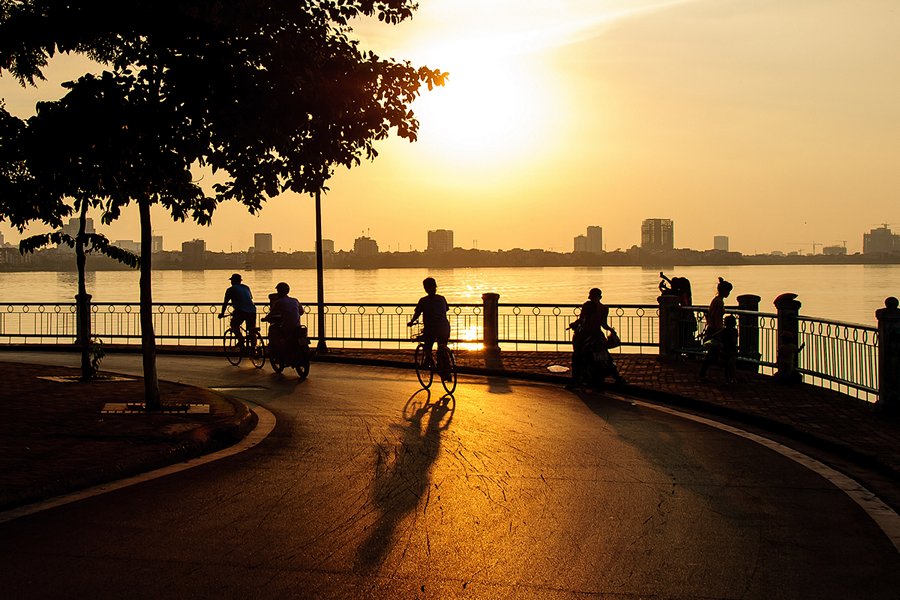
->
[414,344,433,389]
[440,347,457,394]
[270,345,285,374]
[223,329,242,366]
[250,336,266,369]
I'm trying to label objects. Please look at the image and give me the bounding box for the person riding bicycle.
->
[408,277,451,379]
[265,282,303,359]
[219,273,257,349]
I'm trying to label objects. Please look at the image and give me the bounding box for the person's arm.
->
[408,299,423,326]
[220,288,232,317]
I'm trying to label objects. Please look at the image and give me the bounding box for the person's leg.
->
[231,312,246,346]
[247,313,258,346]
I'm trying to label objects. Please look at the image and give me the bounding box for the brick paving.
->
[2,349,899,515]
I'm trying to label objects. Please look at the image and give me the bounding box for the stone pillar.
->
[736,294,761,372]
[658,294,681,360]
[774,293,802,383]
[876,297,900,416]
[482,293,500,355]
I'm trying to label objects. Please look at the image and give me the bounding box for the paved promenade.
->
[2,348,899,514]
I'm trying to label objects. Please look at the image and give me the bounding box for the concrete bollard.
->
[774,293,802,383]
[482,293,500,355]
[876,296,900,416]
[736,294,761,372]
[657,294,682,360]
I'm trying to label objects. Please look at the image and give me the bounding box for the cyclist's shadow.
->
[354,388,455,573]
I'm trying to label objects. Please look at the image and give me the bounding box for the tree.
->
[0,1,446,409]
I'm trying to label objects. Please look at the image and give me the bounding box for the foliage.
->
[19,231,140,268]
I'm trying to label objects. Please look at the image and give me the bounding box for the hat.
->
[229,273,242,282]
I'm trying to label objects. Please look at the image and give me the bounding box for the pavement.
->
[2,347,899,515]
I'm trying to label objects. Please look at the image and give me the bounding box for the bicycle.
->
[409,322,457,394]
[219,314,266,369]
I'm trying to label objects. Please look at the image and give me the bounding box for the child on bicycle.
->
[408,277,451,380]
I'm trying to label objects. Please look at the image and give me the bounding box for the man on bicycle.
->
[408,277,451,379]
[219,273,257,349]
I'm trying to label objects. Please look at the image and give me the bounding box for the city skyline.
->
[1,1,899,255]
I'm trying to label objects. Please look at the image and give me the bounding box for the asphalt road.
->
[2,354,899,599]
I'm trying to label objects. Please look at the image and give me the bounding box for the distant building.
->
[60,217,95,238]
[113,239,141,254]
[182,239,207,264]
[353,236,379,257]
[586,226,603,254]
[254,233,273,253]
[822,245,847,256]
[427,229,454,252]
[863,226,900,254]
[151,235,163,253]
[713,235,729,252]
[573,226,602,254]
[641,218,674,251]
[321,239,335,254]
[573,234,588,253]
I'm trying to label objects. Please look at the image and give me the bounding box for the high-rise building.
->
[641,218,674,251]
[321,239,335,254]
[713,235,729,252]
[353,236,379,256]
[151,235,164,253]
[427,229,454,252]
[61,217,95,238]
[863,225,900,254]
[573,234,588,253]
[254,233,273,253]
[586,226,603,253]
[182,239,206,264]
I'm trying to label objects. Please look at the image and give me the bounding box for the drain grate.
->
[101,403,210,414]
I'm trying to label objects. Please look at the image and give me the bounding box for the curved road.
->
[1,353,899,599]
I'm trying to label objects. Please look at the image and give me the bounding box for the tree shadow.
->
[354,388,455,573]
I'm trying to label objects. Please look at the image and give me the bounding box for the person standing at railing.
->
[700,277,733,381]
[408,277,451,379]
[219,273,257,349]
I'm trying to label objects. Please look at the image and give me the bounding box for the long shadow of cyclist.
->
[353,388,455,573]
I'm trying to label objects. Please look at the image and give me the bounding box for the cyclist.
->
[266,282,303,358]
[219,273,257,349]
[408,277,451,379]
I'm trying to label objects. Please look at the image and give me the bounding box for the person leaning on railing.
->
[700,277,733,382]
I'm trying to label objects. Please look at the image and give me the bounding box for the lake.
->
[1,264,898,326]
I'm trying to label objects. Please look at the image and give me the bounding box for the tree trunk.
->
[139,197,161,410]
[75,201,92,380]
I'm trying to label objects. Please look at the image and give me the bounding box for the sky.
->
[1,0,899,255]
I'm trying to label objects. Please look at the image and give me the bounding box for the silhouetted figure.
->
[776,331,804,384]
[721,315,739,384]
[568,287,625,389]
[266,282,303,358]
[660,272,697,346]
[219,273,257,348]
[408,277,451,378]
[700,277,733,381]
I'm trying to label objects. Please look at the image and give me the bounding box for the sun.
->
[410,47,562,169]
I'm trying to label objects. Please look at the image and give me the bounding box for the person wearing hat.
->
[219,273,257,349]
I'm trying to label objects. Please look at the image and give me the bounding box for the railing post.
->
[482,293,500,355]
[876,296,900,416]
[736,294,761,372]
[657,294,681,360]
[774,293,802,383]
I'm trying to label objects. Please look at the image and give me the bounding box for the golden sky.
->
[2,0,899,254]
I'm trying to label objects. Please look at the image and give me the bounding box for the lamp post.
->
[314,185,328,354]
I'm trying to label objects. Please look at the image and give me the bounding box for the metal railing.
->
[683,306,878,401]
[0,299,880,402]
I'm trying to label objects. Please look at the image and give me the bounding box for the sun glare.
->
[412,47,561,169]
